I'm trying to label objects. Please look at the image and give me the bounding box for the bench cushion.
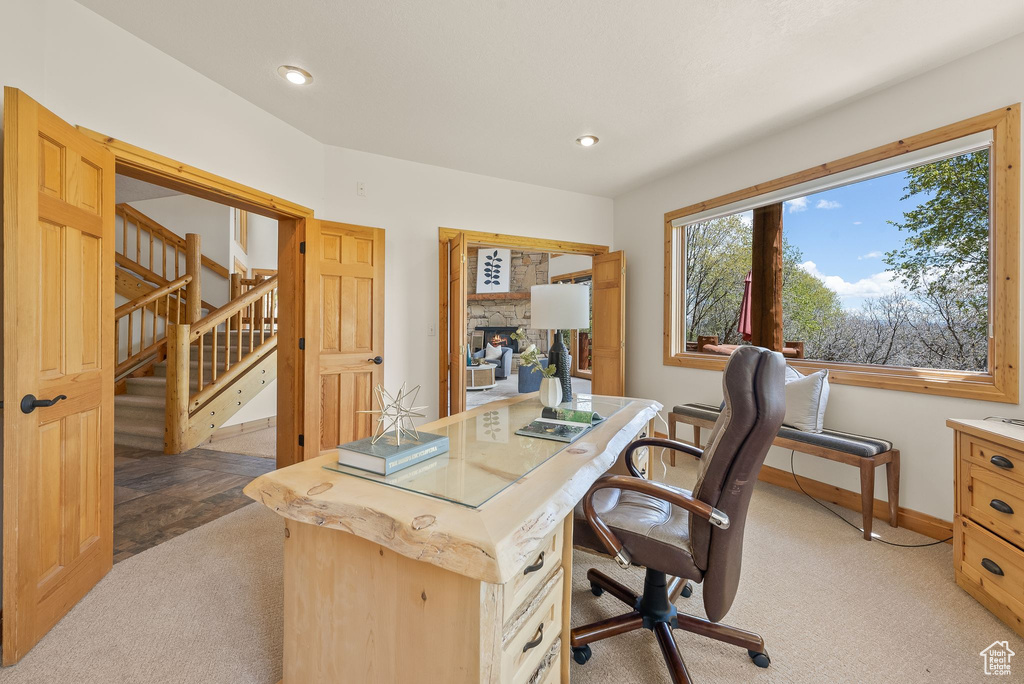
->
[671,403,893,459]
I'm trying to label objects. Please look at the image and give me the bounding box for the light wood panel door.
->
[309,220,385,452]
[592,250,625,396]
[2,88,115,664]
[448,233,467,415]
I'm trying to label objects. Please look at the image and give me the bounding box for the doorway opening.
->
[111,173,283,561]
[438,228,624,417]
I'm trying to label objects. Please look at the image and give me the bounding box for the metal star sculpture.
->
[357,382,428,446]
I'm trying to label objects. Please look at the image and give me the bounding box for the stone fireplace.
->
[477,326,520,352]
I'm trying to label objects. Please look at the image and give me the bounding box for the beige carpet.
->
[204,427,277,459]
[1,456,1019,683]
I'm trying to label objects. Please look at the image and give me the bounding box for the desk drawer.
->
[966,437,1024,487]
[960,519,1024,622]
[502,569,562,684]
[503,526,563,621]
[962,461,1024,548]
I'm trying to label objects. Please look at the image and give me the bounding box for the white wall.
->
[322,146,614,420]
[244,214,280,271]
[613,34,1024,522]
[549,254,593,279]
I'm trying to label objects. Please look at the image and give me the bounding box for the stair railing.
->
[117,203,230,282]
[114,274,192,380]
[165,275,279,453]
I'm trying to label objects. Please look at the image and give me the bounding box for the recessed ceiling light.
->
[278,65,313,86]
[576,135,599,147]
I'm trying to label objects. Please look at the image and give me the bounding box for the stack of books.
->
[337,432,449,476]
[515,407,606,444]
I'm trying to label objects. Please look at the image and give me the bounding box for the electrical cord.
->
[788,450,953,548]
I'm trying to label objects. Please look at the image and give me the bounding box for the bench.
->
[668,403,900,541]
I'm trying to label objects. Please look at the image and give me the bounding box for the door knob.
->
[21,394,67,414]
[367,356,383,365]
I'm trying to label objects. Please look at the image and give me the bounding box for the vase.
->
[539,377,563,408]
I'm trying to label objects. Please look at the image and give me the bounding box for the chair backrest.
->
[688,345,786,621]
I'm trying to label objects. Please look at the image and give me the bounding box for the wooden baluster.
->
[115,315,121,365]
[149,229,154,272]
[256,289,265,345]
[151,301,157,347]
[174,245,180,279]
[248,300,255,352]
[127,310,134,360]
[136,219,141,265]
[212,326,218,383]
[185,234,202,324]
[197,332,205,393]
[225,313,232,372]
[161,237,167,280]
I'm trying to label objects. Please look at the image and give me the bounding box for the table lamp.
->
[530,283,590,402]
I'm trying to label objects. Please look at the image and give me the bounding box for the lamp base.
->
[548,331,572,403]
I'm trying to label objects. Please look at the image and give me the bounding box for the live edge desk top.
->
[243,393,662,585]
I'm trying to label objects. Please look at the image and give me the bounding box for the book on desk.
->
[515,406,606,443]
[337,431,449,475]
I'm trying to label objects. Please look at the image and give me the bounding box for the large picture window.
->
[665,106,1019,402]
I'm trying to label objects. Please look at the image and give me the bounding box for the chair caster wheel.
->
[572,645,592,665]
[589,582,604,597]
[681,582,693,598]
[748,649,770,668]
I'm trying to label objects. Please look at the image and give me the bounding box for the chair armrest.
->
[623,437,703,477]
[582,474,729,569]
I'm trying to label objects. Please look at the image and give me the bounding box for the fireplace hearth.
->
[476,326,520,353]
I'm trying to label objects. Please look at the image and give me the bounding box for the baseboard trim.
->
[757,464,952,542]
[652,431,953,542]
[203,416,276,444]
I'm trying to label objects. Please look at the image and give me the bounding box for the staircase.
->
[112,204,278,453]
[114,329,273,450]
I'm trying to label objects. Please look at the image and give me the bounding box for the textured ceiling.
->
[77,0,1024,197]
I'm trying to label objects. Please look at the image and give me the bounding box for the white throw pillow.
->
[783,367,829,433]
[484,343,503,362]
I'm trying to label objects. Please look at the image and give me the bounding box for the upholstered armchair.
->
[472,346,512,379]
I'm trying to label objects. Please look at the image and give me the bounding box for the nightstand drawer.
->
[960,519,1024,622]
[962,462,1024,548]
[503,526,563,621]
[967,437,1024,487]
[502,569,563,684]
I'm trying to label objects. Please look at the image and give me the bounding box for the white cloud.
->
[785,197,808,213]
[858,251,883,260]
[799,260,901,304]
[852,221,863,225]
[816,199,842,210]
[738,210,753,228]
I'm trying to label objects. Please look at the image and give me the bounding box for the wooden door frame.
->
[78,128,314,469]
[437,228,608,418]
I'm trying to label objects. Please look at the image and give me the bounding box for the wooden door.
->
[447,233,467,415]
[2,88,115,664]
[592,251,625,396]
[309,220,385,453]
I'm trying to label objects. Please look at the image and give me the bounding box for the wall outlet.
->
[356,181,366,197]
[427,322,436,336]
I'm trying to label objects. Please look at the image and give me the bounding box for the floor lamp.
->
[531,283,590,402]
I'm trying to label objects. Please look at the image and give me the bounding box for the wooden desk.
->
[245,393,661,683]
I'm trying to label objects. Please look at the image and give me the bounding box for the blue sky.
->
[776,170,936,310]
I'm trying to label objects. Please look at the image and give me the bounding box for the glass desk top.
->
[323,395,632,509]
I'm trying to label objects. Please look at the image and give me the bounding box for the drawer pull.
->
[523,551,545,576]
[991,455,1014,469]
[981,558,1004,576]
[990,499,1015,515]
[522,623,544,653]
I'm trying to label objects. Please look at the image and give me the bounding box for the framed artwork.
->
[475,248,511,293]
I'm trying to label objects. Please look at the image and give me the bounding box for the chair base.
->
[571,568,769,684]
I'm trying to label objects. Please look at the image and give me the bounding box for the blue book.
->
[337,431,449,476]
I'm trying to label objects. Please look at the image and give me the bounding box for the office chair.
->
[571,345,786,683]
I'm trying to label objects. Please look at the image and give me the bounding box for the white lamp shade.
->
[530,284,590,329]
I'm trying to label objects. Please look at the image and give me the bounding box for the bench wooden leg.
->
[859,459,875,541]
[693,426,701,451]
[885,450,900,528]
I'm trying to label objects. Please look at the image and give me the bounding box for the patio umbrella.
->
[738,270,753,342]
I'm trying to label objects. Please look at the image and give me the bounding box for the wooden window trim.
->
[664,104,1020,403]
